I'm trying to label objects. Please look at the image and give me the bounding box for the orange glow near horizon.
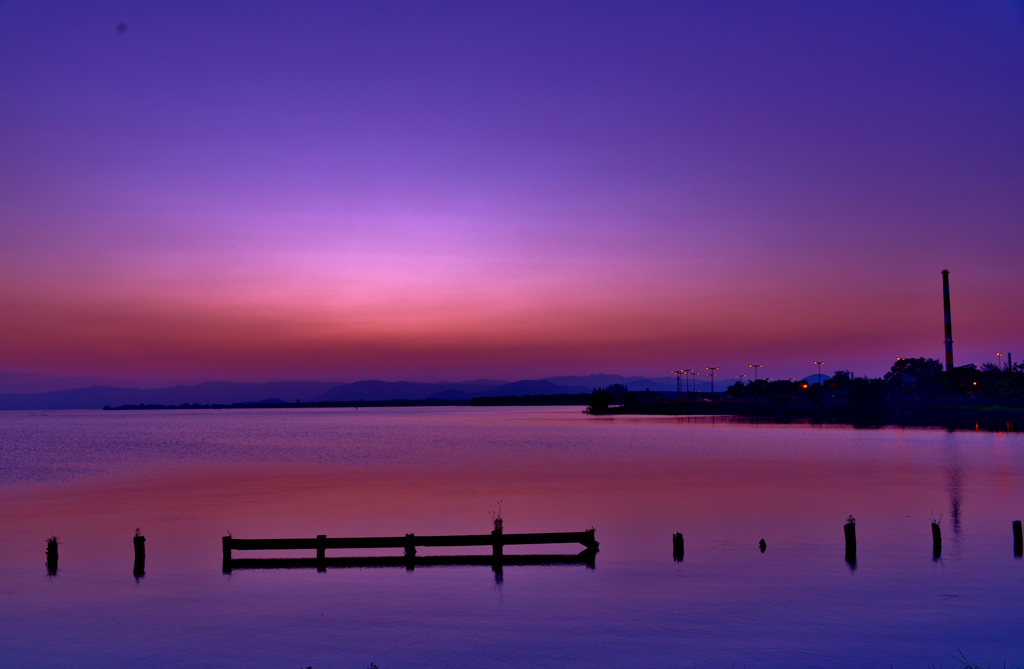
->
[1,3,1021,386]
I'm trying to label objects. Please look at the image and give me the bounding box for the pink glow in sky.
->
[1,2,1022,386]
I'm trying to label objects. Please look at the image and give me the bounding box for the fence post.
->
[844,516,857,568]
[492,526,503,560]
[46,537,58,575]
[316,534,326,572]
[404,533,416,570]
[133,531,146,577]
[672,532,684,561]
[1014,520,1022,558]
[931,522,941,559]
[222,536,232,573]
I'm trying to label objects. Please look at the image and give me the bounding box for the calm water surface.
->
[1,407,1022,668]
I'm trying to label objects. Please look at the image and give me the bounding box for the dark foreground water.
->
[0,407,1022,668]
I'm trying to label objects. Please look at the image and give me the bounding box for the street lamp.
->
[749,364,763,381]
[734,374,746,400]
[671,370,685,398]
[813,361,825,386]
[682,369,695,394]
[997,353,1003,371]
[897,357,905,400]
[706,367,719,394]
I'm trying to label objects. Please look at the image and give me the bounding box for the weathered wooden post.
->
[404,533,416,570]
[316,534,327,572]
[931,522,941,559]
[759,538,766,553]
[491,525,503,559]
[222,536,232,573]
[672,532,684,561]
[133,529,146,577]
[46,536,58,575]
[844,516,857,568]
[583,527,599,551]
[1014,520,1023,558]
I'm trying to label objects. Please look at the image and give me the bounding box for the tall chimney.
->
[942,270,954,371]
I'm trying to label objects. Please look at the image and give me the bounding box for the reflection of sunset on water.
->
[1,408,1021,665]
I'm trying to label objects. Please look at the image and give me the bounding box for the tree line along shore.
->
[587,357,1023,432]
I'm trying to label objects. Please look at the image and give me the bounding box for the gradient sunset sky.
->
[1,1,1022,388]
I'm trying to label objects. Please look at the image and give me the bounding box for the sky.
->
[1,1,1022,389]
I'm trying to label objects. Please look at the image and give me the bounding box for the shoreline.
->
[593,398,1024,432]
[98,396,1024,432]
[101,394,591,411]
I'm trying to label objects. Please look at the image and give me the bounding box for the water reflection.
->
[224,549,598,583]
[1,409,1022,667]
[945,434,965,557]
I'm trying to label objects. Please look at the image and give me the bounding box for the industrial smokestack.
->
[942,270,954,371]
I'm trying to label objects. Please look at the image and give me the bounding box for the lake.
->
[1,407,1022,668]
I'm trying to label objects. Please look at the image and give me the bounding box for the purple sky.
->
[1,1,1022,389]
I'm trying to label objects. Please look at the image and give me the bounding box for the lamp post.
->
[672,370,685,398]
[997,353,1003,371]
[706,367,719,394]
[813,361,825,386]
[689,370,700,394]
[749,364,764,400]
[682,369,695,394]
[897,357,905,400]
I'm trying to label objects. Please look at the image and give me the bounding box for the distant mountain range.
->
[0,374,713,410]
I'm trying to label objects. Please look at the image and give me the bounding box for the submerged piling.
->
[404,533,416,570]
[316,534,327,572]
[133,530,146,577]
[844,516,857,568]
[672,532,684,561]
[1014,520,1023,558]
[492,526,503,559]
[46,537,58,575]
[931,522,941,559]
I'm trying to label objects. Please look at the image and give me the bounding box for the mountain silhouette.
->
[0,374,700,410]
